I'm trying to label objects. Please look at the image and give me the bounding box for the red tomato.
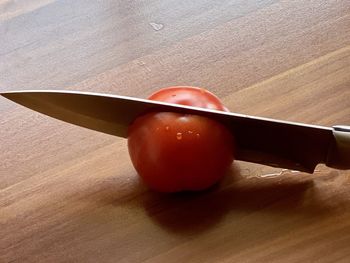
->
[127,86,234,192]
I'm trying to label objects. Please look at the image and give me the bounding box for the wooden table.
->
[1,1,350,262]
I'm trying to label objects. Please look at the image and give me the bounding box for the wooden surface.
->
[1,0,350,262]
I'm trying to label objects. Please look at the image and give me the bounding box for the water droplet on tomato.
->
[165,126,170,131]
[176,132,183,140]
[196,133,200,138]
[187,130,193,134]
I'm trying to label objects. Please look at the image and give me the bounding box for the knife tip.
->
[0,90,23,99]
[1,90,27,96]
[0,91,12,97]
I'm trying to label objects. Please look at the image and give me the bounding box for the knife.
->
[1,90,349,173]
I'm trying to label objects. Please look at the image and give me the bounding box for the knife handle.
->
[326,126,350,169]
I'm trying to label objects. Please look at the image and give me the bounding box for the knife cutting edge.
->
[1,90,349,173]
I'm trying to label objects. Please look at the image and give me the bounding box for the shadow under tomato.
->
[139,165,321,235]
[95,165,341,236]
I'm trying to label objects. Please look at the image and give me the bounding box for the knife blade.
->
[1,90,349,172]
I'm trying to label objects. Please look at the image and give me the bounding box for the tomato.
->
[127,86,234,192]
[147,86,229,111]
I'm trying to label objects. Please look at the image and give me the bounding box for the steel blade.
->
[1,90,334,172]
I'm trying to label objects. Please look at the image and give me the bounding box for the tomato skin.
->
[127,86,234,192]
[148,86,228,111]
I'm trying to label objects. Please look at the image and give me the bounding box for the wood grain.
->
[1,0,350,262]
